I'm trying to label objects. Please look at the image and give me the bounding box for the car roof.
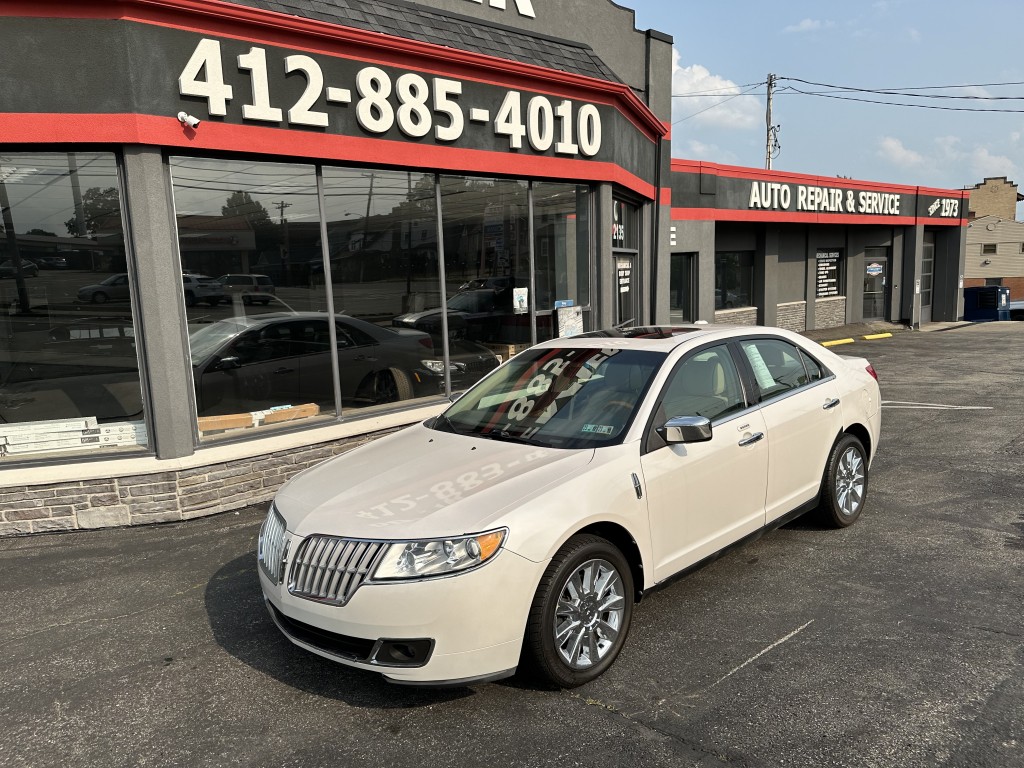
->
[530,325,811,353]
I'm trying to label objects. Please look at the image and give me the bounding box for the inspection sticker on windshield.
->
[581,424,614,435]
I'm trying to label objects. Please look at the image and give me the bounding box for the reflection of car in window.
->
[393,288,507,341]
[190,313,445,416]
[76,273,132,304]
[217,273,276,305]
[0,260,39,278]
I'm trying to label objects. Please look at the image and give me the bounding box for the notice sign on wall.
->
[816,250,841,298]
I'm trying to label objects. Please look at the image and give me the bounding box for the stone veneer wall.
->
[714,307,758,325]
[815,296,848,329]
[776,301,807,332]
[0,428,396,537]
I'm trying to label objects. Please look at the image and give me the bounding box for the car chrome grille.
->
[258,505,288,584]
[287,537,387,606]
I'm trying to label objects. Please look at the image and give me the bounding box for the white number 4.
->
[179,38,233,116]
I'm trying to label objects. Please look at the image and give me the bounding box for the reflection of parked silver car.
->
[77,273,132,303]
[217,273,276,305]
[182,273,225,307]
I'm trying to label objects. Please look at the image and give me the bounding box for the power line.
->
[780,76,1024,98]
[672,82,765,125]
[779,85,1024,113]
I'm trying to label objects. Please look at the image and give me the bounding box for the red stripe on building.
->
[0,112,658,199]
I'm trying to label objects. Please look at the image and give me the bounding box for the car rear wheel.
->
[184,290,196,307]
[90,291,108,304]
[817,433,868,528]
[522,534,633,688]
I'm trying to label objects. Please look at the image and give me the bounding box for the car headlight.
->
[372,529,506,581]
[420,359,467,375]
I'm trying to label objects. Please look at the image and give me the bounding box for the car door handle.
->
[738,432,764,446]
[823,398,841,410]
[272,367,295,375]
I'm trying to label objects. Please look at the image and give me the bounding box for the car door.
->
[200,324,303,412]
[639,343,769,582]
[737,338,844,523]
[290,318,336,410]
[334,320,380,401]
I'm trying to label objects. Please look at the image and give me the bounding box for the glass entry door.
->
[615,254,636,326]
[863,250,888,320]
[920,234,935,324]
[670,253,695,323]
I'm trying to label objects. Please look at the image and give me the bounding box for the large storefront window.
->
[0,152,146,459]
[170,158,599,438]
[322,168,461,403]
[715,251,754,310]
[437,176,533,355]
[534,183,590,340]
[171,157,338,437]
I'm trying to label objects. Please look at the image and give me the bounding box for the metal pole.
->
[765,73,775,170]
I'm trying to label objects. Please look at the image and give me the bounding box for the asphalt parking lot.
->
[1,322,1022,768]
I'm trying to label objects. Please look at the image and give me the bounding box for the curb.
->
[821,338,855,347]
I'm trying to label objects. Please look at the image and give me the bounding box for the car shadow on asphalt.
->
[204,552,477,707]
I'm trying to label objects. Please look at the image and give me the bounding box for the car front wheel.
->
[523,534,633,688]
[817,433,868,527]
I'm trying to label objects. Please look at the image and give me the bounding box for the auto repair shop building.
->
[0,0,967,535]
[0,0,673,533]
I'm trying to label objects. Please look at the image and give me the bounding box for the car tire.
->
[816,433,868,528]
[91,291,108,304]
[184,290,196,308]
[522,534,634,688]
[242,295,252,306]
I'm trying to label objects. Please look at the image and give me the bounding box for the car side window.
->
[798,349,826,382]
[660,345,746,422]
[338,322,376,347]
[740,339,814,399]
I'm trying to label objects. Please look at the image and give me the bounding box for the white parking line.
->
[712,620,815,687]
[882,401,993,410]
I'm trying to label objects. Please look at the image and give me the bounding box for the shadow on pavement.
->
[203,552,476,708]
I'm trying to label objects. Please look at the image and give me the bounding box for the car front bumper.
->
[258,545,544,685]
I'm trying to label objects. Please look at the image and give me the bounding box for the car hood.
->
[274,422,594,539]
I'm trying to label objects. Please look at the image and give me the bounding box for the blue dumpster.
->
[963,286,1010,321]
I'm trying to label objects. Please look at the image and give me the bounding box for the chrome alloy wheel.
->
[553,558,626,669]
[836,446,866,517]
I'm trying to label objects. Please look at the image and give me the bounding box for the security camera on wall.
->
[177,112,201,129]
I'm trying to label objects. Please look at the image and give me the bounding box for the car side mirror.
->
[659,415,712,444]
[211,356,241,371]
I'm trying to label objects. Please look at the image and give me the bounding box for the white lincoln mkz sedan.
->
[258,325,881,687]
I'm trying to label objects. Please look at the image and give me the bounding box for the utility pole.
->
[765,73,778,170]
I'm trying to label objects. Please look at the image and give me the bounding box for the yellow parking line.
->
[821,338,855,347]
[862,332,893,340]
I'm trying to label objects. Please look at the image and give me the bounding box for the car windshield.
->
[436,346,664,449]
[188,319,247,363]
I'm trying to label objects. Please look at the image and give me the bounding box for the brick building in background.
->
[964,178,1024,298]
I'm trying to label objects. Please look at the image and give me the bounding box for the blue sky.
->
[628,0,1024,200]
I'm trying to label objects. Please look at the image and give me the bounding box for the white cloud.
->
[670,49,761,130]
[878,137,925,167]
[892,135,1020,187]
[908,27,921,42]
[682,140,739,164]
[783,18,835,33]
